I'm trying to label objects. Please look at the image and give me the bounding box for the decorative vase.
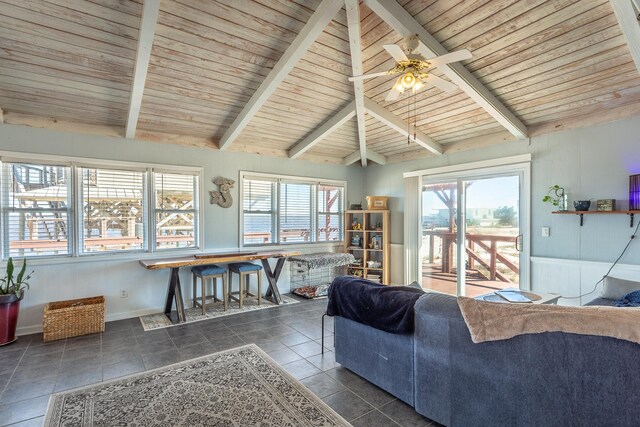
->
[557,193,568,211]
[0,290,23,346]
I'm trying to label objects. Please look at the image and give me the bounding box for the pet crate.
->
[288,253,355,299]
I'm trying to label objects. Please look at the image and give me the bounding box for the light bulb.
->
[401,72,416,89]
[413,80,424,91]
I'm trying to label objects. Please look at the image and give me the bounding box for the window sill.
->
[240,241,343,251]
[2,248,202,267]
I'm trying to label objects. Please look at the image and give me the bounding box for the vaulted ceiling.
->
[1,0,639,166]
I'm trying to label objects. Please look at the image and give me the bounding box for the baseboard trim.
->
[17,307,161,336]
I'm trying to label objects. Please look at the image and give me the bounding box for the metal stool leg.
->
[222,272,228,311]
[192,273,197,308]
[257,271,262,305]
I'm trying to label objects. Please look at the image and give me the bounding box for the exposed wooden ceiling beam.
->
[364,97,443,155]
[288,101,356,159]
[125,0,161,139]
[218,0,344,151]
[365,0,529,140]
[609,0,640,75]
[345,0,368,167]
[343,148,387,165]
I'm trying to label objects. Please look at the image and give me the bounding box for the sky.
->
[423,175,520,214]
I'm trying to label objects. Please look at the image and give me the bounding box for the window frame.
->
[0,151,203,261]
[239,171,346,248]
[1,160,74,259]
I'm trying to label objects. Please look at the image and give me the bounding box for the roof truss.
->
[125,0,161,139]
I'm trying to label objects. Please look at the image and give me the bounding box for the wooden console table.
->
[139,250,300,323]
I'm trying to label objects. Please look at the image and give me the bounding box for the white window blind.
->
[154,172,199,250]
[79,167,145,253]
[1,162,71,258]
[317,184,344,242]
[243,178,276,246]
[279,182,313,244]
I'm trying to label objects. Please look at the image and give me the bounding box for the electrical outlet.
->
[120,289,128,298]
[541,227,550,237]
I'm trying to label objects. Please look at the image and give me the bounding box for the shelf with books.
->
[344,209,390,284]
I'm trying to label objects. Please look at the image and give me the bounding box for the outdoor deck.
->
[421,264,513,297]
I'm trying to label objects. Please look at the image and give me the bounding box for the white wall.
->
[0,124,365,333]
[364,116,640,298]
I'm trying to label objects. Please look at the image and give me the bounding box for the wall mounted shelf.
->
[552,210,640,227]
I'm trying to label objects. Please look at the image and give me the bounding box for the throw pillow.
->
[600,276,640,300]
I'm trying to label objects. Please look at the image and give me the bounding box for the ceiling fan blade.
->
[348,71,391,82]
[383,44,408,62]
[424,74,458,93]
[427,49,472,68]
[385,77,403,102]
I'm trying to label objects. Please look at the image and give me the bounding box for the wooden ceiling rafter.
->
[288,100,356,159]
[364,0,529,140]
[609,0,640,75]
[345,0,368,167]
[343,148,387,165]
[217,0,345,151]
[125,0,161,139]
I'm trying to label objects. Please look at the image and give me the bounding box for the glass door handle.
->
[515,234,523,252]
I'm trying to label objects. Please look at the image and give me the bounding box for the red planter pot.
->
[0,291,23,346]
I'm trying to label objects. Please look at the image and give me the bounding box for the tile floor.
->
[0,297,438,427]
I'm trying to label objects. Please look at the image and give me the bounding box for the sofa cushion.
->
[327,276,424,334]
[600,276,640,300]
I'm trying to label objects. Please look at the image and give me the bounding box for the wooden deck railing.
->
[423,231,519,283]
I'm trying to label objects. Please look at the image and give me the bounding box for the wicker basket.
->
[43,296,105,342]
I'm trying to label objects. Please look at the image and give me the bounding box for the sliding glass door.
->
[421,168,528,296]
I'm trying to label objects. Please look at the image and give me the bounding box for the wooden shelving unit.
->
[552,210,640,227]
[344,209,390,284]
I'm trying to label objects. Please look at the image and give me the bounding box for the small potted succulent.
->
[542,185,568,211]
[0,258,33,346]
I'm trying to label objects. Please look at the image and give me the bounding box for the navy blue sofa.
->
[334,291,640,427]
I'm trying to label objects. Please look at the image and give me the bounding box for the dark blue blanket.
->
[615,290,640,307]
[326,275,425,334]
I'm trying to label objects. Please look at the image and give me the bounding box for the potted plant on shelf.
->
[542,185,568,211]
[0,258,33,346]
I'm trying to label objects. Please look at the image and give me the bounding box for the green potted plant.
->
[0,258,33,346]
[542,185,568,211]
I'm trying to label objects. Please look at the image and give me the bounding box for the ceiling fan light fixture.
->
[413,80,424,91]
[401,72,416,89]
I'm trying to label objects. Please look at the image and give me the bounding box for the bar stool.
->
[191,264,227,314]
[227,262,262,308]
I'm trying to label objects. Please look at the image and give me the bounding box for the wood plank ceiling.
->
[1,0,639,165]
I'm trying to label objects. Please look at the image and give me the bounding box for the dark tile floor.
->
[0,298,437,427]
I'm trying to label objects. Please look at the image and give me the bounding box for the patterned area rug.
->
[140,294,300,331]
[44,344,350,427]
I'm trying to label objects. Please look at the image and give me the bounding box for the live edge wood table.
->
[139,251,301,324]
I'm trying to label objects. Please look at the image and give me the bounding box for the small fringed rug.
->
[44,344,350,427]
[139,294,299,331]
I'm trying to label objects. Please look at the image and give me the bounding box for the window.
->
[317,185,343,242]
[243,178,276,245]
[154,172,199,250]
[241,173,345,246]
[1,162,71,257]
[279,182,312,243]
[0,155,201,259]
[79,167,145,253]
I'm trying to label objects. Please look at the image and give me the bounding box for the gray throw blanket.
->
[616,290,640,307]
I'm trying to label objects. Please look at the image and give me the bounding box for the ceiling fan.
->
[349,35,472,102]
